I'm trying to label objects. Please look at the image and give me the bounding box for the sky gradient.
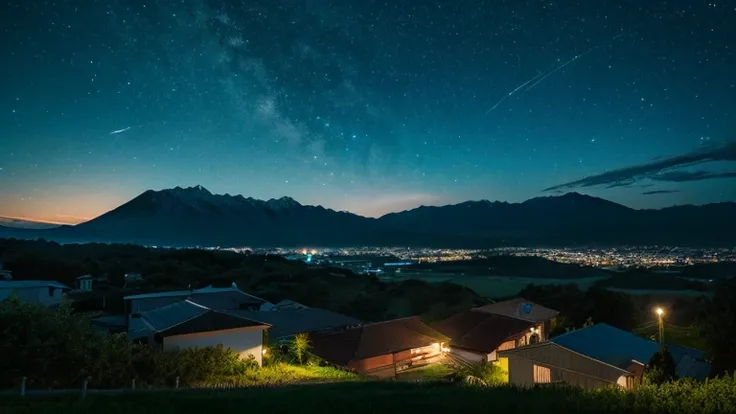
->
[1,0,735,224]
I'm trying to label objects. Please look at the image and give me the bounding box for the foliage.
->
[291,333,311,365]
[695,278,736,375]
[644,346,678,385]
[446,360,507,386]
[6,375,736,414]
[0,298,255,389]
[0,239,484,322]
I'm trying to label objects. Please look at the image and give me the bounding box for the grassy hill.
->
[6,379,736,414]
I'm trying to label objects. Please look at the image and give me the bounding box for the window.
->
[533,364,551,383]
[48,287,55,296]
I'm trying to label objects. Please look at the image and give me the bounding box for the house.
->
[0,280,71,307]
[0,263,12,280]
[473,298,559,340]
[130,299,270,365]
[432,311,537,363]
[124,283,266,314]
[499,323,711,389]
[310,316,449,378]
[76,274,108,291]
[227,307,361,341]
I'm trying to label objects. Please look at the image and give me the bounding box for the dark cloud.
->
[543,141,736,191]
[642,190,681,196]
[650,170,736,182]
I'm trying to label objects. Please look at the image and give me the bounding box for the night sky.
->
[1,1,735,225]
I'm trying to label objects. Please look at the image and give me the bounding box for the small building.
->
[131,299,270,365]
[228,307,361,341]
[432,311,537,363]
[473,298,559,340]
[0,263,12,280]
[0,280,71,307]
[124,273,143,284]
[499,323,711,389]
[310,316,449,378]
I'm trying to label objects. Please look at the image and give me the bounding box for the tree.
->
[644,346,677,384]
[292,333,311,365]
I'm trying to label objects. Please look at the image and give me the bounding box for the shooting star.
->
[109,126,131,135]
[486,32,626,114]
[485,71,545,114]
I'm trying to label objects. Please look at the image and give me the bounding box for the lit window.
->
[533,364,551,383]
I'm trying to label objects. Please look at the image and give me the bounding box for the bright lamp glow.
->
[656,308,664,316]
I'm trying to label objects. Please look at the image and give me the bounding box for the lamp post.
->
[655,307,665,348]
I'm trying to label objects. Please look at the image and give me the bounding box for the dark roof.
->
[473,298,559,323]
[549,323,710,379]
[157,310,268,337]
[431,311,534,353]
[124,285,266,308]
[310,316,449,365]
[227,308,361,339]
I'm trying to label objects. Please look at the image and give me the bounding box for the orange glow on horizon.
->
[0,214,89,226]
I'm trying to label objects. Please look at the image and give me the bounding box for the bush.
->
[0,297,257,389]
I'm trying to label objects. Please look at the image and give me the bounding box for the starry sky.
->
[1,0,735,225]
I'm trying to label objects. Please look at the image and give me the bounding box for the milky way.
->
[1,0,735,224]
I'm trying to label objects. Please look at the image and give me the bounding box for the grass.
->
[5,378,736,414]
[396,363,453,381]
[193,363,361,387]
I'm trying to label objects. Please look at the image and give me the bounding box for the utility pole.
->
[655,307,665,348]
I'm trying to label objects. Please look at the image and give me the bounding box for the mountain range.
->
[1,185,735,247]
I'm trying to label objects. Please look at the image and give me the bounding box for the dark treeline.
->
[0,238,484,322]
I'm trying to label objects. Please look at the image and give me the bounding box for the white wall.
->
[163,326,265,366]
[2,287,66,307]
[450,347,487,363]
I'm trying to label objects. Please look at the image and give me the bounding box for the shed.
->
[310,316,449,378]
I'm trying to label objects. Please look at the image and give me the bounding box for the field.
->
[390,272,608,298]
[5,379,736,414]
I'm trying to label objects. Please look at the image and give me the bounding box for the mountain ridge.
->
[1,186,734,247]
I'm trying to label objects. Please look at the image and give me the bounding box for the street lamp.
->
[655,307,665,347]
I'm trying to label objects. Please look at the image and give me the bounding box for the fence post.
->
[175,376,180,389]
[132,378,136,391]
[81,377,90,401]
[20,376,26,398]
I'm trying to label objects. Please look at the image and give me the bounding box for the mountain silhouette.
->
[1,187,734,247]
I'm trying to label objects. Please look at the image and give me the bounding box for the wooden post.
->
[132,378,136,391]
[20,376,26,398]
[175,376,180,389]
[81,377,90,400]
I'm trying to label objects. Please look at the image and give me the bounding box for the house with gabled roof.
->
[432,311,537,363]
[310,316,449,378]
[130,299,270,365]
[473,297,559,340]
[499,323,711,389]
